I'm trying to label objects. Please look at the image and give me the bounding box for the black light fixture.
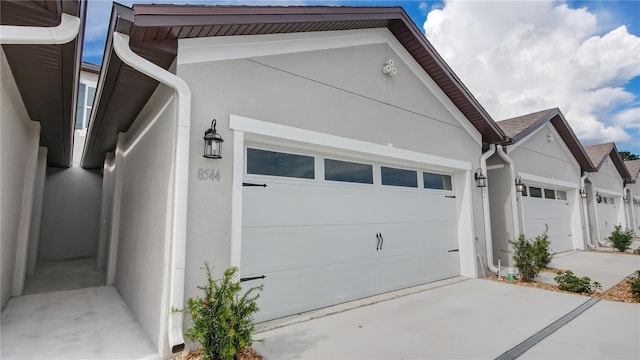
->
[623,195,630,204]
[579,188,587,199]
[474,168,487,188]
[203,119,224,159]
[596,191,602,203]
[515,175,525,193]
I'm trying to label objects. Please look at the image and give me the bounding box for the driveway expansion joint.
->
[494,297,601,360]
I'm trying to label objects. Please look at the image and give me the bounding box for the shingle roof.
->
[496,108,556,138]
[624,160,640,182]
[584,142,633,181]
[584,143,614,168]
[495,108,594,172]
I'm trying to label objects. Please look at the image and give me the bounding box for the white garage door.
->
[634,198,640,233]
[522,186,573,253]
[241,147,460,322]
[596,195,620,241]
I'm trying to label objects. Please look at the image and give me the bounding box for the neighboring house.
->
[72,62,99,164]
[0,0,85,309]
[583,143,633,245]
[486,108,595,266]
[81,4,507,356]
[624,160,640,234]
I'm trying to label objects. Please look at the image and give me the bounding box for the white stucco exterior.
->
[586,154,627,243]
[174,29,487,312]
[489,123,585,266]
[102,83,178,354]
[0,49,41,308]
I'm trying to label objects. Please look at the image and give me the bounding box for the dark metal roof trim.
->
[1,0,86,168]
[82,4,506,169]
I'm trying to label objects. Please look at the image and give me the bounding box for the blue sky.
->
[82,0,640,154]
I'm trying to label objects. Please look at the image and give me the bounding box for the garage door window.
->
[381,166,418,188]
[247,148,314,179]
[544,189,556,199]
[557,191,567,200]
[423,172,452,190]
[324,159,373,184]
[529,187,543,198]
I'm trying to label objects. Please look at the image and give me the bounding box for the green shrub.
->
[509,233,554,282]
[631,271,640,301]
[177,263,263,360]
[532,232,554,269]
[509,234,539,281]
[607,225,634,252]
[554,270,602,293]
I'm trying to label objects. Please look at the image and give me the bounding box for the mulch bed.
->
[174,347,265,360]
[588,249,640,256]
[488,270,640,304]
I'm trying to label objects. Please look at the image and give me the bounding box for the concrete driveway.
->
[253,278,639,360]
[537,250,640,290]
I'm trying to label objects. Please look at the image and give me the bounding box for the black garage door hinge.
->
[240,275,266,282]
[243,182,267,187]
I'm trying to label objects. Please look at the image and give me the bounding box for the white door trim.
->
[518,172,579,189]
[229,114,477,278]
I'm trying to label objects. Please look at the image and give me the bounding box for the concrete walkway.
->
[1,286,159,360]
[537,251,640,290]
[253,278,638,360]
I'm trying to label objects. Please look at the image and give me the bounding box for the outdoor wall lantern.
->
[203,119,224,159]
[515,175,525,193]
[474,168,487,188]
[623,195,630,204]
[579,188,587,199]
[596,191,603,203]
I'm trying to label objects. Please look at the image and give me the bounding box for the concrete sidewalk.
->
[1,286,159,360]
[253,279,600,360]
[537,251,640,290]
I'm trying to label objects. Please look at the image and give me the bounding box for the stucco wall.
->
[0,49,39,308]
[509,124,581,183]
[113,83,176,354]
[177,30,487,303]
[487,161,514,266]
[589,156,624,194]
[38,166,102,260]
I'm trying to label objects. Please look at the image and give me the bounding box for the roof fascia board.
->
[609,144,632,182]
[178,28,483,145]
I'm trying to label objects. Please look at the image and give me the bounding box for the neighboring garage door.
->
[522,185,573,253]
[596,194,620,241]
[241,147,460,322]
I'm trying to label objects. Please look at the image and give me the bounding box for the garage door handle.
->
[448,249,459,252]
[243,182,267,187]
[376,233,381,251]
[379,233,384,250]
[240,275,266,282]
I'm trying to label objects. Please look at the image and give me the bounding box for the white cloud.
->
[423,0,640,145]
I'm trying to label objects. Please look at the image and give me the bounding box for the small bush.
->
[509,234,539,282]
[607,225,634,252]
[631,271,640,301]
[554,270,602,294]
[532,232,554,269]
[509,233,554,282]
[177,263,263,360]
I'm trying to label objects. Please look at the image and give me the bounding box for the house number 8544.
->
[197,168,221,181]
